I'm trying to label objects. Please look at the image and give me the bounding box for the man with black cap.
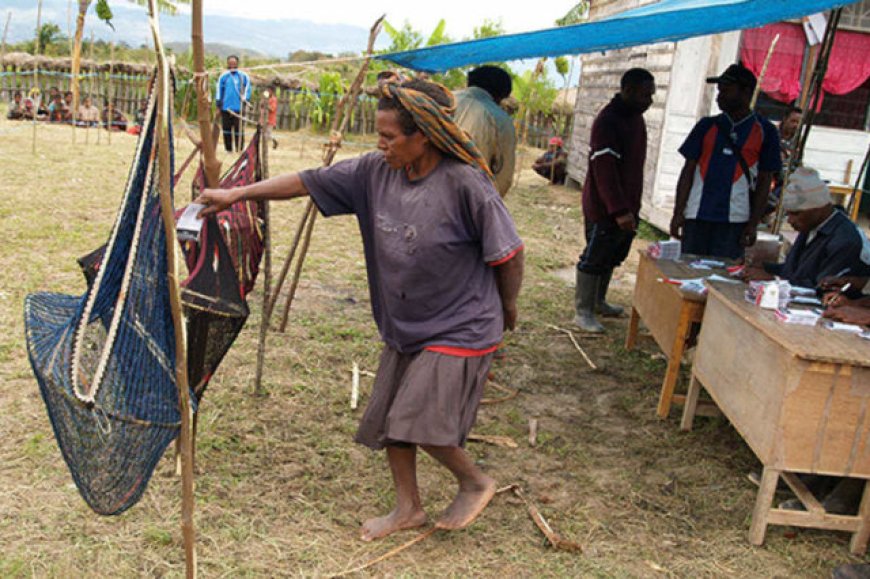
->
[670,63,781,259]
[454,66,517,197]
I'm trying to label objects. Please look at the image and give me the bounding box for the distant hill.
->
[163,42,266,60]
[3,0,388,57]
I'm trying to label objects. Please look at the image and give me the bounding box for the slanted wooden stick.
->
[547,324,597,370]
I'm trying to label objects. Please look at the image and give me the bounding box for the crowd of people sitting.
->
[5,87,146,133]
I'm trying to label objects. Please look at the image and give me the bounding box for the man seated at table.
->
[743,167,868,293]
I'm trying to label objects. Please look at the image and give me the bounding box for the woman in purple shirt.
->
[197,76,524,541]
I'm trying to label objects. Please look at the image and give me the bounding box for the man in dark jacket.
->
[574,68,655,333]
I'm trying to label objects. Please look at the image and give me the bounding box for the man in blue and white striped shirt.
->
[215,55,251,152]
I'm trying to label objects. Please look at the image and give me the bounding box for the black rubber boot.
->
[573,270,605,333]
[597,269,624,317]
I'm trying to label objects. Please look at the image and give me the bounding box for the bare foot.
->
[435,476,497,530]
[360,508,428,542]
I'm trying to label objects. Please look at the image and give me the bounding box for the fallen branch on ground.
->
[467,434,519,448]
[547,324,598,370]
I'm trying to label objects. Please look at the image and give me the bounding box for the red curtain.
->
[741,22,870,104]
[740,23,805,104]
[824,28,870,96]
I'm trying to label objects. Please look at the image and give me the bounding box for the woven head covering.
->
[782,167,832,211]
[377,73,493,180]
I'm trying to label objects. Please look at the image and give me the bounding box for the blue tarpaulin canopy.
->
[378,0,856,72]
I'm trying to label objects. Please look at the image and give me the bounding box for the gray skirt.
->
[355,346,494,450]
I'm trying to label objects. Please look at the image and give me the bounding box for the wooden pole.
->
[107,41,114,145]
[68,0,77,143]
[750,33,780,110]
[32,0,43,156]
[147,6,197,578]
[254,92,272,395]
[1,11,11,63]
[85,30,94,144]
[70,0,88,119]
[191,0,220,188]
[269,16,384,333]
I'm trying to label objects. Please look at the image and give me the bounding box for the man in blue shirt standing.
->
[216,55,251,152]
[670,64,781,259]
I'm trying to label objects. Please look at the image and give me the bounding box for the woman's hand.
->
[195,187,242,217]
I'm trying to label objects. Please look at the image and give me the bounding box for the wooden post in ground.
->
[107,41,114,145]
[268,16,384,335]
[147,6,197,578]
[1,11,11,63]
[191,0,221,188]
[85,30,94,144]
[253,92,272,395]
[32,0,43,155]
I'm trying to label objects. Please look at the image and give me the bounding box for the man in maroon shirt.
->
[575,68,655,333]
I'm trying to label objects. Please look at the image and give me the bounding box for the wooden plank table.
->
[625,251,731,418]
[681,282,870,553]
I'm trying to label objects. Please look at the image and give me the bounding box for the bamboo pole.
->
[86,30,94,144]
[191,0,220,188]
[1,11,12,64]
[750,33,780,110]
[68,0,77,143]
[32,0,43,156]
[269,16,384,334]
[107,41,114,145]
[147,6,197,578]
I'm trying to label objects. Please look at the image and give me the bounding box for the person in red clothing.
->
[574,68,655,333]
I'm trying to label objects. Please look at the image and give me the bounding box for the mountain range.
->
[3,0,389,57]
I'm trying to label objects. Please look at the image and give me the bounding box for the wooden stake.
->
[750,33,780,110]
[85,30,94,145]
[148,3,196,577]
[253,91,272,396]
[107,41,114,146]
[68,0,76,144]
[0,11,11,61]
[528,418,538,447]
[32,0,42,156]
[351,362,360,409]
[191,0,220,188]
[278,204,317,332]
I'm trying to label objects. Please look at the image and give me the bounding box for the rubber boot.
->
[597,269,624,317]
[573,270,605,333]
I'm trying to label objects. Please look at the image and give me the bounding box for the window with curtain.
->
[740,21,870,131]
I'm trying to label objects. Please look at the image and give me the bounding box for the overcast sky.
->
[181,1,574,39]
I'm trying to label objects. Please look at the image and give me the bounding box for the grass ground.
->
[0,109,866,577]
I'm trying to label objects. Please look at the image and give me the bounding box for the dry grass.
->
[0,109,864,577]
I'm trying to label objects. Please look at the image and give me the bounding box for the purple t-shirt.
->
[300,152,522,354]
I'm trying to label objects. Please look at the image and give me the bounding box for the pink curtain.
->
[741,23,805,104]
[824,28,870,96]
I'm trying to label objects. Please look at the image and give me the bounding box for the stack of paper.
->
[774,308,820,326]
[648,240,681,260]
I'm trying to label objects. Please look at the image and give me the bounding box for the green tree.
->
[472,18,505,39]
[37,23,66,55]
[556,2,589,26]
